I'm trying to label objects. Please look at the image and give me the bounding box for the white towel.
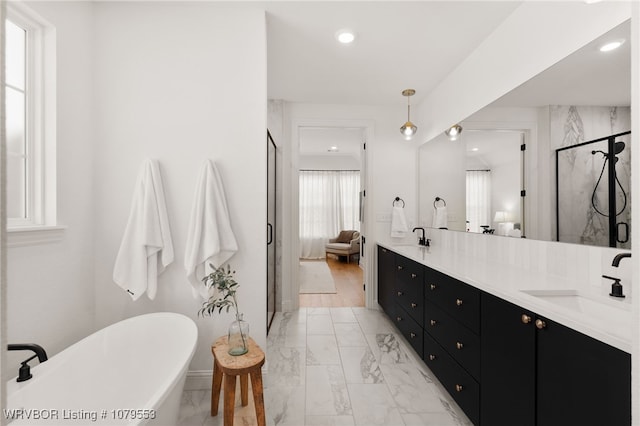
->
[113,159,174,301]
[184,160,238,299]
[390,206,409,238]
[432,206,448,229]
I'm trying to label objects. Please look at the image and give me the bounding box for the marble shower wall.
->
[551,106,631,248]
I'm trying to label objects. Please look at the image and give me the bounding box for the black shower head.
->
[614,141,625,155]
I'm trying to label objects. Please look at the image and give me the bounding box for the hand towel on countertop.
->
[113,159,174,301]
[184,160,238,299]
[432,206,448,229]
[390,205,409,238]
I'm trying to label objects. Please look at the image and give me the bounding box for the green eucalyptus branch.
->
[198,263,241,318]
[198,264,247,351]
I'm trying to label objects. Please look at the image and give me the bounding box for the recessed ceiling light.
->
[471,147,479,152]
[335,29,356,44]
[600,39,625,52]
[328,146,339,152]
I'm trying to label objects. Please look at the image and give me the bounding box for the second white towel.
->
[390,206,409,238]
[184,160,238,299]
[432,206,448,229]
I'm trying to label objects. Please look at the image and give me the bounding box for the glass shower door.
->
[267,131,277,333]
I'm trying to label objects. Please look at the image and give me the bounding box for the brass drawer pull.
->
[397,316,402,322]
[455,384,464,392]
[456,298,463,306]
[429,354,436,361]
[456,342,464,350]
[430,284,436,290]
[411,303,417,308]
[521,314,532,324]
[430,319,437,326]
[397,265,403,270]
[535,319,546,330]
[397,291,403,296]
[411,273,417,279]
[410,332,416,338]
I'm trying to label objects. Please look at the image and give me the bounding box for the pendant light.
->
[400,89,417,140]
[445,124,463,141]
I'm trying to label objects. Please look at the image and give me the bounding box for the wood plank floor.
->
[299,256,365,307]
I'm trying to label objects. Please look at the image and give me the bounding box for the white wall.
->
[5,1,95,377]
[418,133,466,231]
[91,3,267,373]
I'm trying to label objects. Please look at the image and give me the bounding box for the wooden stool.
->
[211,336,266,426]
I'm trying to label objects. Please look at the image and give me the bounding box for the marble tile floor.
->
[178,307,472,426]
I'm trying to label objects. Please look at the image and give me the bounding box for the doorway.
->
[295,124,369,309]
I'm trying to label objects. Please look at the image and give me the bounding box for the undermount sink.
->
[520,289,631,313]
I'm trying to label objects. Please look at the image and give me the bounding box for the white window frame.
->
[5,3,63,246]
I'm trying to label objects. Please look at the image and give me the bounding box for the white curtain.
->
[299,170,360,259]
[466,170,491,233]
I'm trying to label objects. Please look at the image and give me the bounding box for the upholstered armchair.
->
[325,230,360,263]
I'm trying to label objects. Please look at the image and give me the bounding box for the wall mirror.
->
[418,19,631,248]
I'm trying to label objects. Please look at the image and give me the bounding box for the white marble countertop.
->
[378,242,632,353]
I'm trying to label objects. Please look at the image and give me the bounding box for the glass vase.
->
[228,314,249,356]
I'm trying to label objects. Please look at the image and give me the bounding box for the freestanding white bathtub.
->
[6,312,198,425]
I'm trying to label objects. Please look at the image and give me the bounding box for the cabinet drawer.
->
[396,255,424,286]
[425,267,480,334]
[393,306,424,358]
[425,301,480,380]
[396,288,424,325]
[423,331,479,425]
[396,277,424,325]
[396,255,424,284]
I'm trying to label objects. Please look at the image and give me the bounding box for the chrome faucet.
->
[412,227,430,247]
[612,252,631,267]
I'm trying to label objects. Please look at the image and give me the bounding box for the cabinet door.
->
[536,316,631,426]
[377,246,396,317]
[480,293,536,426]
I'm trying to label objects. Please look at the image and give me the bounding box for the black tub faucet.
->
[8,343,48,382]
[412,227,430,247]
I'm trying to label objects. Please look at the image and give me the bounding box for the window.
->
[4,4,62,245]
[466,170,491,233]
[5,18,28,222]
[299,170,360,259]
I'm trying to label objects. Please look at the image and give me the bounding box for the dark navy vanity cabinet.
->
[377,245,631,426]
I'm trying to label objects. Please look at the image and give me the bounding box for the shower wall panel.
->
[552,106,631,248]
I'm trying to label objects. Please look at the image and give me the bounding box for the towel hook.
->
[433,197,446,208]
[393,197,405,208]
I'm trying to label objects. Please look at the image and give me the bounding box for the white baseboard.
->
[185,369,269,391]
[185,370,212,390]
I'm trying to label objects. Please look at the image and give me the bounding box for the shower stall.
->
[555,131,631,248]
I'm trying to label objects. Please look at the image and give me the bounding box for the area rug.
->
[299,261,337,294]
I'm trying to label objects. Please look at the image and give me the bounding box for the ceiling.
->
[465,130,522,170]
[266,1,522,106]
